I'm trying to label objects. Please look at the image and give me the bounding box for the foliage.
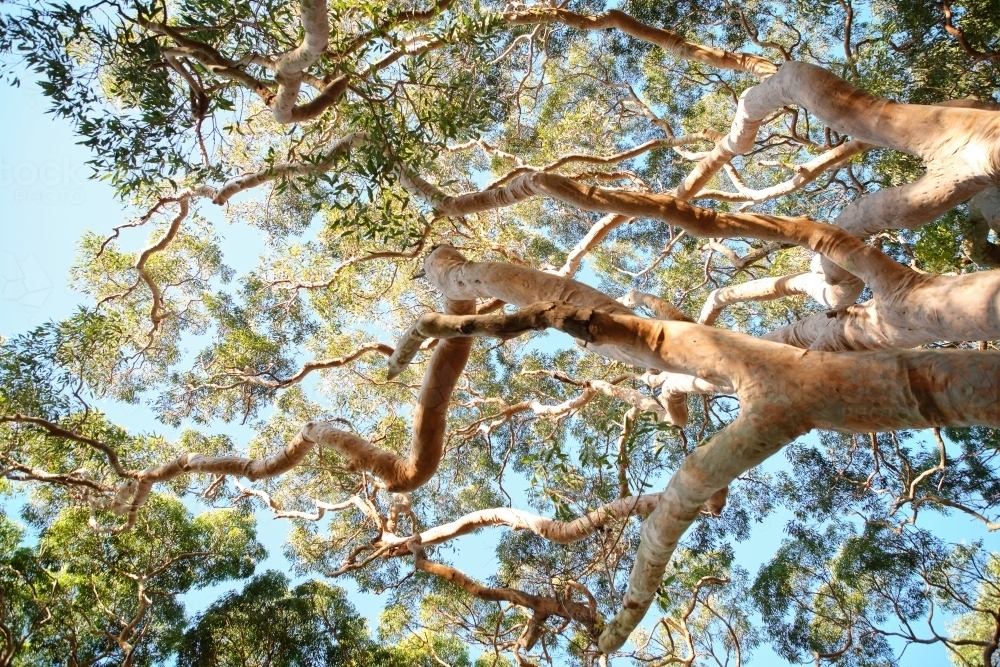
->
[0,0,998,665]
[0,498,264,666]
[177,569,462,667]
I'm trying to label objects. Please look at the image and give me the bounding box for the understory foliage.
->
[0,0,998,665]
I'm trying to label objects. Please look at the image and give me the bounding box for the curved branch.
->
[550,214,632,278]
[197,132,365,204]
[233,480,374,522]
[306,297,476,492]
[410,176,1000,349]
[503,8,777,78]
[378,295,1000,650]
[620,290,694,323]
[1,415,130,477]
[962,186,1000,268]
[491,135,720,189]
[387,494,659,555]
[721,139,870,206]
[243,342,394,389]
[698,272,818,325]
[413,547,596,625]
[935,0,1000,63]
[731,62,999,239]
[271,0,332,123]
[0,456,112,494]
[141,21,275,103]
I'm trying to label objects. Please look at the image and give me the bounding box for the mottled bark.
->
[730,63,1000,295]
[95,297,473,531]
[733,62,1000,232]
[413,244,646,367]
[763,264,1000,351]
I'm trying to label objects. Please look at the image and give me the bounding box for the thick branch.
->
[730,62,999,239]
[271,0,332,123]
[503,8,777,78]
[386,494,659,555]
[413,180,1000,349]
[387,294,1000,650]
[307,297,475,492]
[698,272,818,325]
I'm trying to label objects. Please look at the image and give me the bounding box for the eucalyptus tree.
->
[1,0,999,665]
[176,569,481,667]
[0,498,263,666]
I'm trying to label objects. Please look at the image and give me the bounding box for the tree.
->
[1,0,999,665]
[177,569,470,667]
[0,498,263,666]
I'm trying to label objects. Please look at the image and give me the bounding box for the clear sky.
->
[1,75,997,665]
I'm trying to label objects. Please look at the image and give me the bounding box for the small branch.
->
[935,1,1000,63]
[1,415,130,477]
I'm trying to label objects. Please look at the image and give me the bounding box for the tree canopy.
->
[1,0,999,665]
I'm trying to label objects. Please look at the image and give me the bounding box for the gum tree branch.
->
[381,298,1000,650]
[502,7,778,78]
[0,415,130,477]
[384,494,660,555]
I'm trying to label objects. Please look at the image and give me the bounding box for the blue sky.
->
[0,76,505,640]
[0,79,394,618]
[2,74,998,665]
